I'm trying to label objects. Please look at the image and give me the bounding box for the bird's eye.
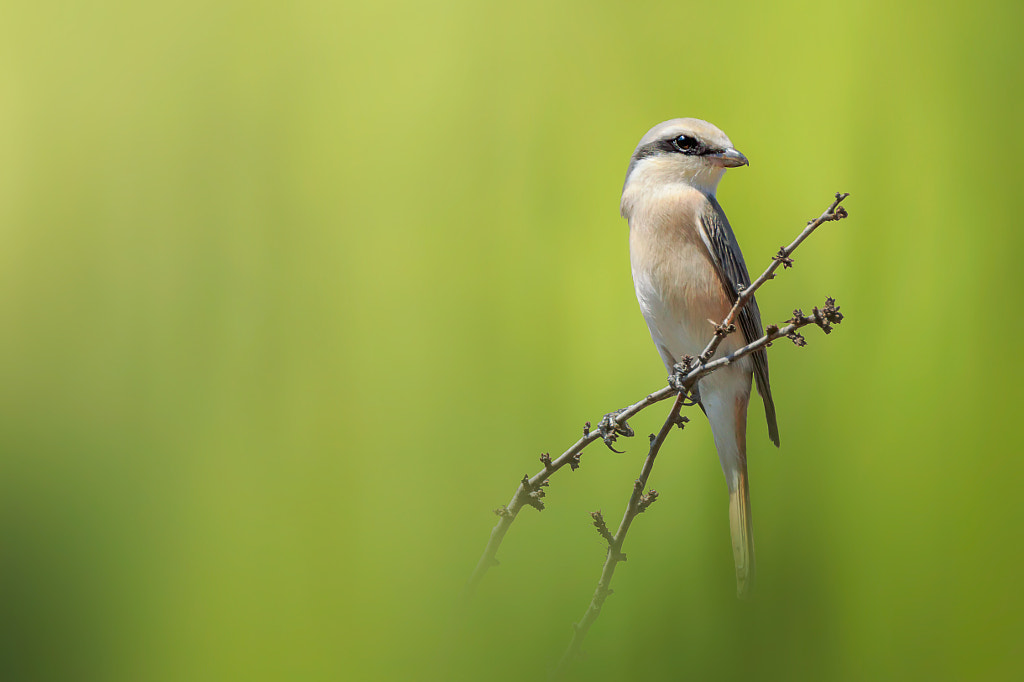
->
[672,135,702,154]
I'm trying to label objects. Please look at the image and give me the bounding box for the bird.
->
[620,118,778,598]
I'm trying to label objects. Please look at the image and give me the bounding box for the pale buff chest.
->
[625,187,744,363]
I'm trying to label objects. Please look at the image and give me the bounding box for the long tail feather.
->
[728,464,756,598]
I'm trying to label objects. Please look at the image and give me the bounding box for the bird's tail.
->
[704,380,756,598]
[728,463,756,598]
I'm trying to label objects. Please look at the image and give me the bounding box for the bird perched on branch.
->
[620,119,778,598]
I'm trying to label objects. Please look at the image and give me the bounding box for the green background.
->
[2,1,1022,680]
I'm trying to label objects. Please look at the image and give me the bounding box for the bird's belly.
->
[631,243,745,370]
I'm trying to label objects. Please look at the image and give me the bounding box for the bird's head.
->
[622,118,748,199]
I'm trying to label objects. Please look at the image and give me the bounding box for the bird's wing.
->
[699,195,780,446]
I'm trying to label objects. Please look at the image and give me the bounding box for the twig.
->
[552,194,849,669]
[556,297,843,669]
[698,192,849,363]
[558,393,686,671]
[466,386,676,595]
[467,193,850,601]
[466,325,801,596]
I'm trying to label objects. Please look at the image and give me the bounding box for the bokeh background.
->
[2,1,1022,680]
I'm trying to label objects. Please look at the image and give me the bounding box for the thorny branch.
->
[466,386,676,595]
[697,192,849,364]
[559,392,685,670]
[468,193,849,666]
[557,295,844,670]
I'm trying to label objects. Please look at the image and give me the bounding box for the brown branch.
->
[466,386,676,595]
[558,393,686,671]
[557,297,844,670]
[467,192,850,605]
[698,192,849,363]
[555,193,850,669]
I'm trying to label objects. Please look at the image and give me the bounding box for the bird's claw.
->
[597,410,634,453]
[669,357,702,406]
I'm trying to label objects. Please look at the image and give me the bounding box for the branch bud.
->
[772,247,794,269]
[637,489,659,513]
[590,511,615,546]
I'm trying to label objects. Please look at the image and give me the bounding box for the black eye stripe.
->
[630,135,717,167]
[672,134,704,155]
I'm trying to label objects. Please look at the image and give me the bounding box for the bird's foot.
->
[597,410,634,453]
[669,356,701,406]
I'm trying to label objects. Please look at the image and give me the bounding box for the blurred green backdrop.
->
[2,1,1022,680]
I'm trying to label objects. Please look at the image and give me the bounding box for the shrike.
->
[621,118,778,597]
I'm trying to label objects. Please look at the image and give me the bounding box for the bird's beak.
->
[709,148,749,168]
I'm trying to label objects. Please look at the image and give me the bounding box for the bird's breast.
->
[627,189,738,362]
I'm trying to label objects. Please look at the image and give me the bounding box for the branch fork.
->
[468,192,851,671]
